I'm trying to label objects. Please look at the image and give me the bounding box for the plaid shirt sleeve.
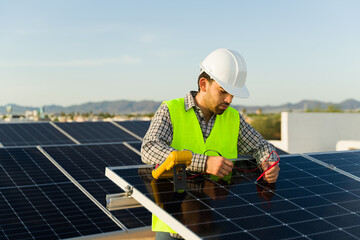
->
[238,113,277,164]
[141,103,207,172]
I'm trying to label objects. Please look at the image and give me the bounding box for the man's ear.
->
[198,77,208,92]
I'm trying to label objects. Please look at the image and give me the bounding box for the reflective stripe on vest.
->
[152,97,240,233]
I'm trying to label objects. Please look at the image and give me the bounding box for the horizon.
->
[2,97,360,110]
[1,1,360,107]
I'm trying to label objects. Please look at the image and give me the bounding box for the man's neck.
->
[194,92,213,123]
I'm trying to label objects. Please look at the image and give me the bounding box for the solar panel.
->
[0,122,74,147]
[106,153,360,239]
[53,121,139,143]
[42,143,143,181]
[306,150,360,179]
[115,120,150,138]
[0,147,124,240]
[41,143,152,229]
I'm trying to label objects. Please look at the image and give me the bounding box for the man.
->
[141,48,280,239]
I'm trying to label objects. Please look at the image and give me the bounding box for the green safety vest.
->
[152,98,240,233]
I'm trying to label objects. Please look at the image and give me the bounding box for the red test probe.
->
[256,159,280,182]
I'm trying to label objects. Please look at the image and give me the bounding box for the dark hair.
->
[197,71,214,91]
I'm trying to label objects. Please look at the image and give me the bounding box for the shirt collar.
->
[184,91,198,111]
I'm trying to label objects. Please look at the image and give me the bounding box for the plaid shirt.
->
[141,91,277,172]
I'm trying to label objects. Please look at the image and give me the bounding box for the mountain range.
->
[1,99,360,115]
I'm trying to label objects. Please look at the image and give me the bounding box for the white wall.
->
[336,140,360,151]
[270,112,360,154]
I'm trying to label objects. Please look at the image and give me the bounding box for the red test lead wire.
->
[256,159,280,182]
[234,151,279,173]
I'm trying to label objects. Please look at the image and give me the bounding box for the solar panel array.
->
[0,121,152,240]
[2,120,360,239]
[107,152,360,240]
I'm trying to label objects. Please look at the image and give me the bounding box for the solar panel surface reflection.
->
[109,154,360,239]
[0,147,122,240]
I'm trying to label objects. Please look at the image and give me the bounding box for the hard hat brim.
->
[200,68,250,98]
[215,79,250,98]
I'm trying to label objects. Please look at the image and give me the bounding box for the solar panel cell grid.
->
[0,123,74,147]
[1,184,122,240]
[54,122,138,143]
[0,148,70,187]
[308,151,360,177]
[0,147,123,240]
[43,144,142,181]
[115,120,150,138]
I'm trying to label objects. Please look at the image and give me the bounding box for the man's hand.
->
[205,156,233,178]
[261,161,280,183]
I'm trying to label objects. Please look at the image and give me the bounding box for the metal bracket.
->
[327,164,336,170]
[106,185,142,211]
[124,185,134,196]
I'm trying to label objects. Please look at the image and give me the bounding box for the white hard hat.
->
[200,48,249,98]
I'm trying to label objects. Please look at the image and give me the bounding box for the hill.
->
[1,99,360,115]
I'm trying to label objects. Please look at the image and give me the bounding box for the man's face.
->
[204,80,234,115]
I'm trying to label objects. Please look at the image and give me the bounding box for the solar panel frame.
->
[106,153,360,239]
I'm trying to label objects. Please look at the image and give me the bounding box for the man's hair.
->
[197,71,214,91]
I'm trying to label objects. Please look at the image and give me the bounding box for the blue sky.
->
[1,0,359,107]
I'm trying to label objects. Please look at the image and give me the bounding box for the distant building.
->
[269,112,360,153]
